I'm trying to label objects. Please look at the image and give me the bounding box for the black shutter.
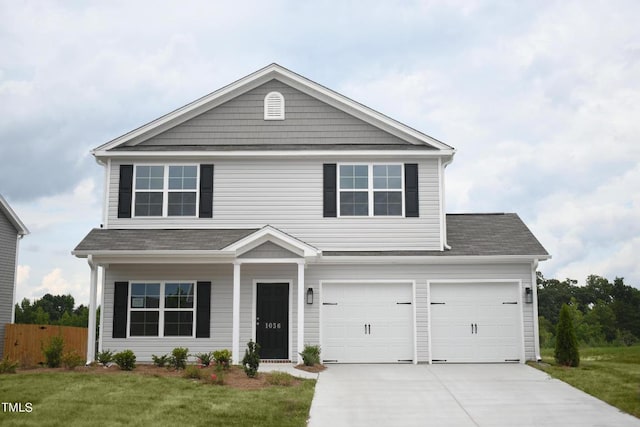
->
[323,164,337,217]
[113,282,129,338]
[199,165,214,218]
[196,281,211,338]
[405,164,419,217]
[117,165,134,218]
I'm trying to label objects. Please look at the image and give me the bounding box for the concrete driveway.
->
[308,364,640,427]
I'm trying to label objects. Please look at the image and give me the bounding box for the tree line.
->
[14,294,93,327]
[537,273,640,347]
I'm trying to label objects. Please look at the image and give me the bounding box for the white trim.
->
[93,64,454,154]
[10,235,21,324]
[319,279,416,364]
[297,263,305,364]
[0,194,29,236]
[94,150,455,159]
[317,254,552,264]
[87,256,98,363]
[252,279,293,361]
[532,260,541,361]
[440,157,454,250]
[427,279,525,364]
[103,159,111,228]
[223,225,320,257]
[264,91,285,120]
[232,262,241,364]
[98,266,106,354]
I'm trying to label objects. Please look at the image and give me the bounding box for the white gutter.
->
[532,259,542,361]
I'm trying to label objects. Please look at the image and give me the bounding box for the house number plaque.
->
[265,322,282,329]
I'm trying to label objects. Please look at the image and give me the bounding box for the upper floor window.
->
[264,91,285,120]
[134,165,199,217]
[338,164,404,217]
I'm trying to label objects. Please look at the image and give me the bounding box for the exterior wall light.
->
[525,287,533,304]
[306,287,314,305]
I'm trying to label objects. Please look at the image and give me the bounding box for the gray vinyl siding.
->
[0,210,19,358]
[107,157,442,250]
[100,261,537,363]
[130,80,412,147]
[239,241,301,258]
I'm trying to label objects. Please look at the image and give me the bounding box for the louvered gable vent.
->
[264,91,285,120]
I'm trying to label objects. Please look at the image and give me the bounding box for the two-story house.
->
[74,64,549,365]
[0,194,29,358]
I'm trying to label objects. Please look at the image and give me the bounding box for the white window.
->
[338,164,404,217]
[129,282,195,337]
[133,165,199,217]
[264,91,285,120]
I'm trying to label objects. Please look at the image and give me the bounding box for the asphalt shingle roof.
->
[73,214,548,257]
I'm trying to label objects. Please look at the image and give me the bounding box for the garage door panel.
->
[322,283,414,363]
[430,282,522,363]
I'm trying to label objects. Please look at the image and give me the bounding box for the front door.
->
[256,283,289,359]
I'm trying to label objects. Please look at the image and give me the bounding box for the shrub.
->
[169,347,189,370]
[299,344,321,366]
[213,349,232,370]
[266,371,294,386]
[97,350,114,367]
[555,304,580,367]
[183,365,203,379]
[195,352,213,367]
[113,350,136,371]
[0,357,19,374]
[242,340,260,378]
[152,354,170,367]
[209,371,225,385]
[43,336,64,368]
[62,351,85,370]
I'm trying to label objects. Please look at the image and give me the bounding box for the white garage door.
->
[321,282,414,363]
[430,282,523,363]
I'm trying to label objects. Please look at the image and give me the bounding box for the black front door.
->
[256,283,289,359]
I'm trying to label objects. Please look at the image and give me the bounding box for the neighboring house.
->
[73,64,549,365]
[0,195,29,358]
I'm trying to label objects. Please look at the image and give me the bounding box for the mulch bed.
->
[15,363,325,390]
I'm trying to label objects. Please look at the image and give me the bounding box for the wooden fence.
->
[3,324,87,366]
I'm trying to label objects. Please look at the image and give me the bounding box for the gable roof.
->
[93,63,455,157]
[324,213,550,258]
[0,194,29,236]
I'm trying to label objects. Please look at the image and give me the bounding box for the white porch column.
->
[297,261,305,364]
[86,256,98,364]
[232,261,241,365]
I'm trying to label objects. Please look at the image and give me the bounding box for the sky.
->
[1,0,639,306]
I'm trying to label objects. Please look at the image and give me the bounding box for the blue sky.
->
[1,0,639,304]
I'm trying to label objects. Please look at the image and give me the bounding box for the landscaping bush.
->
[266,371,294,386]
[183,365,203,379]
[555,304,580,367]
[169,347,189,370]
[43,336,64,368]
[62,351,84,370]
[152,354,170,367]
[213,349,232,370]
[242,340,260,378]
[113,350,136,371]
[299,344,321,366]
[195,352,213,367]
[0,357,18,374]
[97,350,114,367]
[209,371,225,385]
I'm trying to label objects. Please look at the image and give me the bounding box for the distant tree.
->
[555,304,580,367]
[537,272,577,324]
[14,294,98,330]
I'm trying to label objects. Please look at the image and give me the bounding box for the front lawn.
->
[532,346,640,418]
[0,368,315,426]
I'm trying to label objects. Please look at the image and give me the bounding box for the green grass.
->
[0,372,315,426]
[532,346,640,418]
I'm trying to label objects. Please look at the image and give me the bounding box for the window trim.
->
[337,163,405,217]
[127,280,197,338]
[264,91,285,120]
[132,164,200,218]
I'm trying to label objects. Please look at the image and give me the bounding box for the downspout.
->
[440,156,454,250]
[87,255,98,364]
[531,259,541,361]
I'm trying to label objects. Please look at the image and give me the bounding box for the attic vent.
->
[264,91,285,120]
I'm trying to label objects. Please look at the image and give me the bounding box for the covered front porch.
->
[73,226,321,365]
